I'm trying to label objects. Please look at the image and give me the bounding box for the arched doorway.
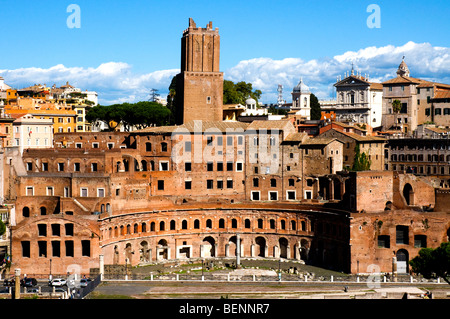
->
[140,241,149,262]
[396,249,409,274]
[125,243,133,264]
[202,236,215,258]
[255,237,266,257]
[403,183,413,205]
[157,239,169,260]
[279,237,288,258]
[228,236,237,257]
[300,239,309,261]
[113,245,119,264]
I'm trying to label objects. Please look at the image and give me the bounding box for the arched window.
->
[141,222,147,233]
[206,219,212,228]
[23,207,30,218]
[170,220,176,230]
[182,220,188,230]
[194,219,200,229]
[150,222,155,232]
[280,220,286,230]
[291,220,296,230]
[159,221,165,231]
[219,219,225,229]
[134,223,138,233]
[146,142,152,152]
[231,218,237,228]
[40,207,47,215]
[244,219,251,228]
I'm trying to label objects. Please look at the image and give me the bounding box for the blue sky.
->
[1,0,449,104]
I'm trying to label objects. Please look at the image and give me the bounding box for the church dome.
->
[245,97,256,105]
[293,78,310,93]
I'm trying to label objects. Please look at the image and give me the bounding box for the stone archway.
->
[140,241,150,262]
[255,236,266,257]
[396,249,409,274]
[279,237,289,258]
[157,239,169,260]
[403,183,414,205]
[202,236,216,258]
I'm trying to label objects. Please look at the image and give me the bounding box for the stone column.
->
[392,257,397,282]
[14,268,20,300]
[99,254,104,281]
[236,233,241,267]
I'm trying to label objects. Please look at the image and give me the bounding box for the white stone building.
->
[321,68,383,128]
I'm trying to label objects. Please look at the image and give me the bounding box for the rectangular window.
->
[74,162,81,172]
[38,224,47,236]
[226,179,233,189]
[81,240,91,257]
[217,136,223,146]
[91,163,98,172]
[185,141,192,152]
[207,179,213,189]
[396,225,409,245]
[217,180,223,189]
[269,191,278,201]
[46,187,54,196]
[378,235,390,248]
[37,241,46,258]
[414,235,427,248]
[251,191,260,201]
[80,188,88,197]
[217,162,223,171]
[65,240,74,257]
[185,180,192,190]
[157,180,164,191]
[58,162,65,172]
[26,186,34,196]
[65,223,74,236]
[287,190,296,200]
[51,224,61,236]
[52,241,61,257]
[97,188,105,197]
[185,162,191,171]
[207,162,213,171]
[236,162,243,172]
[227,162,233,171]
[159,161,169,171]
[227,136,233,146]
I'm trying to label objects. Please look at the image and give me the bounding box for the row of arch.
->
[110,234,312,265]
[104,216,310,240]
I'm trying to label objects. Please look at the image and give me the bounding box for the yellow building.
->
[5,106,76,133]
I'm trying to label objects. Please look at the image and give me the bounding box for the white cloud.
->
[0,62,179,104]
[1,41,449,105]
[224,41,450,102]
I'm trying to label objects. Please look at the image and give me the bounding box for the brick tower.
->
[175,18,224,124]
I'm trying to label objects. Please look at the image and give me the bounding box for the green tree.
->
[86,102,171,131]
[410,242,450,285]
[0,220,5,237]
[310,93,321,120]
[392,99,402,131]
[352,144,371,171]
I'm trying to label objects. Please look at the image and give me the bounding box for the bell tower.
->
[175,18,224,124]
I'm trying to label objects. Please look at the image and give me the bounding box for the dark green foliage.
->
[310,93,321,120]
[86,101,171,131]
[351,144,371,171]
[410,242,450,285]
